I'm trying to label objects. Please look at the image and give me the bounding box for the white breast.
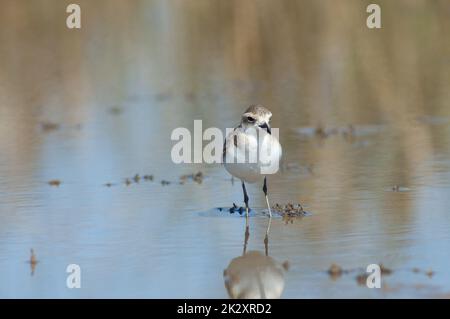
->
[224,126,282,183]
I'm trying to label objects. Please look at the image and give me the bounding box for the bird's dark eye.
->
[246,116,255,122]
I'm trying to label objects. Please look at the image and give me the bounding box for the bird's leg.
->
[243,221,249,255]
[242,181,249,219]
[263,177,272,249]
[242,181,250,255]
[241,181,250,254]
[263,177,272,218]
[264,218,271,256]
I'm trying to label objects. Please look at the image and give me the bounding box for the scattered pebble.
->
[426,270,435,278]
[48,179,61,187]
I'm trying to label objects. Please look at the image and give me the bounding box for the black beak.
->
[259,122,271,134]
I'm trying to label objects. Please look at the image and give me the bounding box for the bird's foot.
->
[229,203,250,215]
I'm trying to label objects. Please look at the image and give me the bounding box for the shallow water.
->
[1,0,450,298]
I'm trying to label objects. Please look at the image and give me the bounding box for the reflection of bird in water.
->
[223,221,289,299]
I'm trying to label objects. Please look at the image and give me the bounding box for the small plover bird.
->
[223,105,282,219]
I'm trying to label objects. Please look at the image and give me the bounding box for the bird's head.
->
[241,104,272,134]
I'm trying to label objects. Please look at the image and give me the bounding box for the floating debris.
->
[328,264,344,279]
[29,249,38,276]
[161,180,171,186]
[353,263,392,285]
[133,174,141,183]
[29,249,38,265]
[410,267,435,278]
[326,264,433,285]
[48,179,61,187]
[104,182,114,187]
[314,125,329,139]
[125,178,132,186]
[380,263,393,275]
[143,175,154,181]
[41,122,60,132]
[180,171,204,184]
[193,172,203,183]
[356,273,369,286]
